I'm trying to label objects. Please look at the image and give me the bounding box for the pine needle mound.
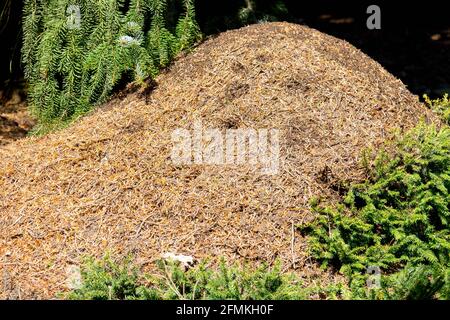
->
[0,22,437,299]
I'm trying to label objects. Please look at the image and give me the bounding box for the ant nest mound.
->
[0,22,437,299]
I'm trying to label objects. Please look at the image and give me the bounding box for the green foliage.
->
[150,259,308,300]
[300,122,450,300]
[22,0,201,133]
[344,263,448,300]
[67,255,143,300]
[424,93,450,125]
[68,257,308,300]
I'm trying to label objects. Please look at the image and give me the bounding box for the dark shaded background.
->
[0,0,23,98]
[1,0,449,99]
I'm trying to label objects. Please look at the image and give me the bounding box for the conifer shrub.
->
[67,256,309,300]
[424,94,450,125]
[300,119,450,300]
[22,0,201,133]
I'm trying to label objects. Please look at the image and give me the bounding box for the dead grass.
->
[0,22,438,299]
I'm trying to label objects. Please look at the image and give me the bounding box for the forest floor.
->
[0,86,34,146]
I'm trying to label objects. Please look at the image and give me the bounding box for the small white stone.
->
[161,252,195,270]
